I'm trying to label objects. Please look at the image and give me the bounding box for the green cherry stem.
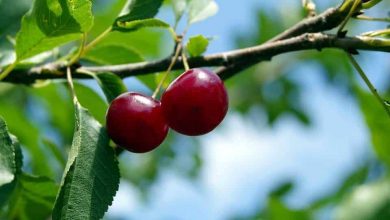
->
[152,42,183,99]
[181,46,190,71]
[346,52,390,117]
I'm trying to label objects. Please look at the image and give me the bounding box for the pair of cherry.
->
[106,68,229,153]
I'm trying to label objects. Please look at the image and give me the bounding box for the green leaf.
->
[42,138,66,169]
[137,74,158,91]
[52,103,120,220]
[188,0,218,24]
[137,70,179,93]
[83,44,143,65]
[114,0,164,25]
[95,72,128,103]
[15,0,93,60]
[269,182,294,198]
[355,87,390,167]
[172,0,188,22]
[266,197,311,220]
[82,44,159,94]
[7,173,58,220]
[92,29,165,57]
[186,35,209,57]
[89,0,127,36]
[335,178,390,220]
[0,117,22,208]
[91,0,166,57]
[113,18,170,32]
[74,83,108,124]
[0,117,18,186]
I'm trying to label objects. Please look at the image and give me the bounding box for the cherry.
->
[106,92,168,153]
[161,68,228,136]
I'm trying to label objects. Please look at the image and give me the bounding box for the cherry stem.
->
[338,0,361,35]
[181,46,190,71]
[346,52,390,117]
[152,43,183,99]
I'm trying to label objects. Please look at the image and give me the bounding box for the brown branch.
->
[3,33,389,84]
[268,8,341,42]
[216,0,357,76]
[2,0,387,84]
[84,34,388,80]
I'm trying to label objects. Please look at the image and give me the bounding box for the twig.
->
[181,48,190,71]
[355,15,390,23]
[82,27,112,56]
[362,29,390,37]
[337,0,361,35]
[0,1,363,84]
[346,52,390,117]
[267,0,354,42]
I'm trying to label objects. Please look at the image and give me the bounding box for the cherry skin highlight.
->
[161,68,228,136]
[106,92,168,153]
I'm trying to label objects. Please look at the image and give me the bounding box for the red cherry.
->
[106,92,168,153]
[161,68,228,136]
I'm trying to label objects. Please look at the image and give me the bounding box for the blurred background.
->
[1,0,390,219]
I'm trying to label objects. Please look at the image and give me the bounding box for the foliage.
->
[52,103,119,220]
[186,35,209,57]
[15,0,93,60]
[0,0,390,219]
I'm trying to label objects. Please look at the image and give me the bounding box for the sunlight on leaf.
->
[188,0,218,24]
[15,0,93,60]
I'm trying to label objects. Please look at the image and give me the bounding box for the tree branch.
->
[2,0,388,84]
[86,34,390,81]
[271,0,363,42]
[4,33,389,84]
[217,0,357,76]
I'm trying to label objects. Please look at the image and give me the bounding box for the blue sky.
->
[106,0,388,219]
